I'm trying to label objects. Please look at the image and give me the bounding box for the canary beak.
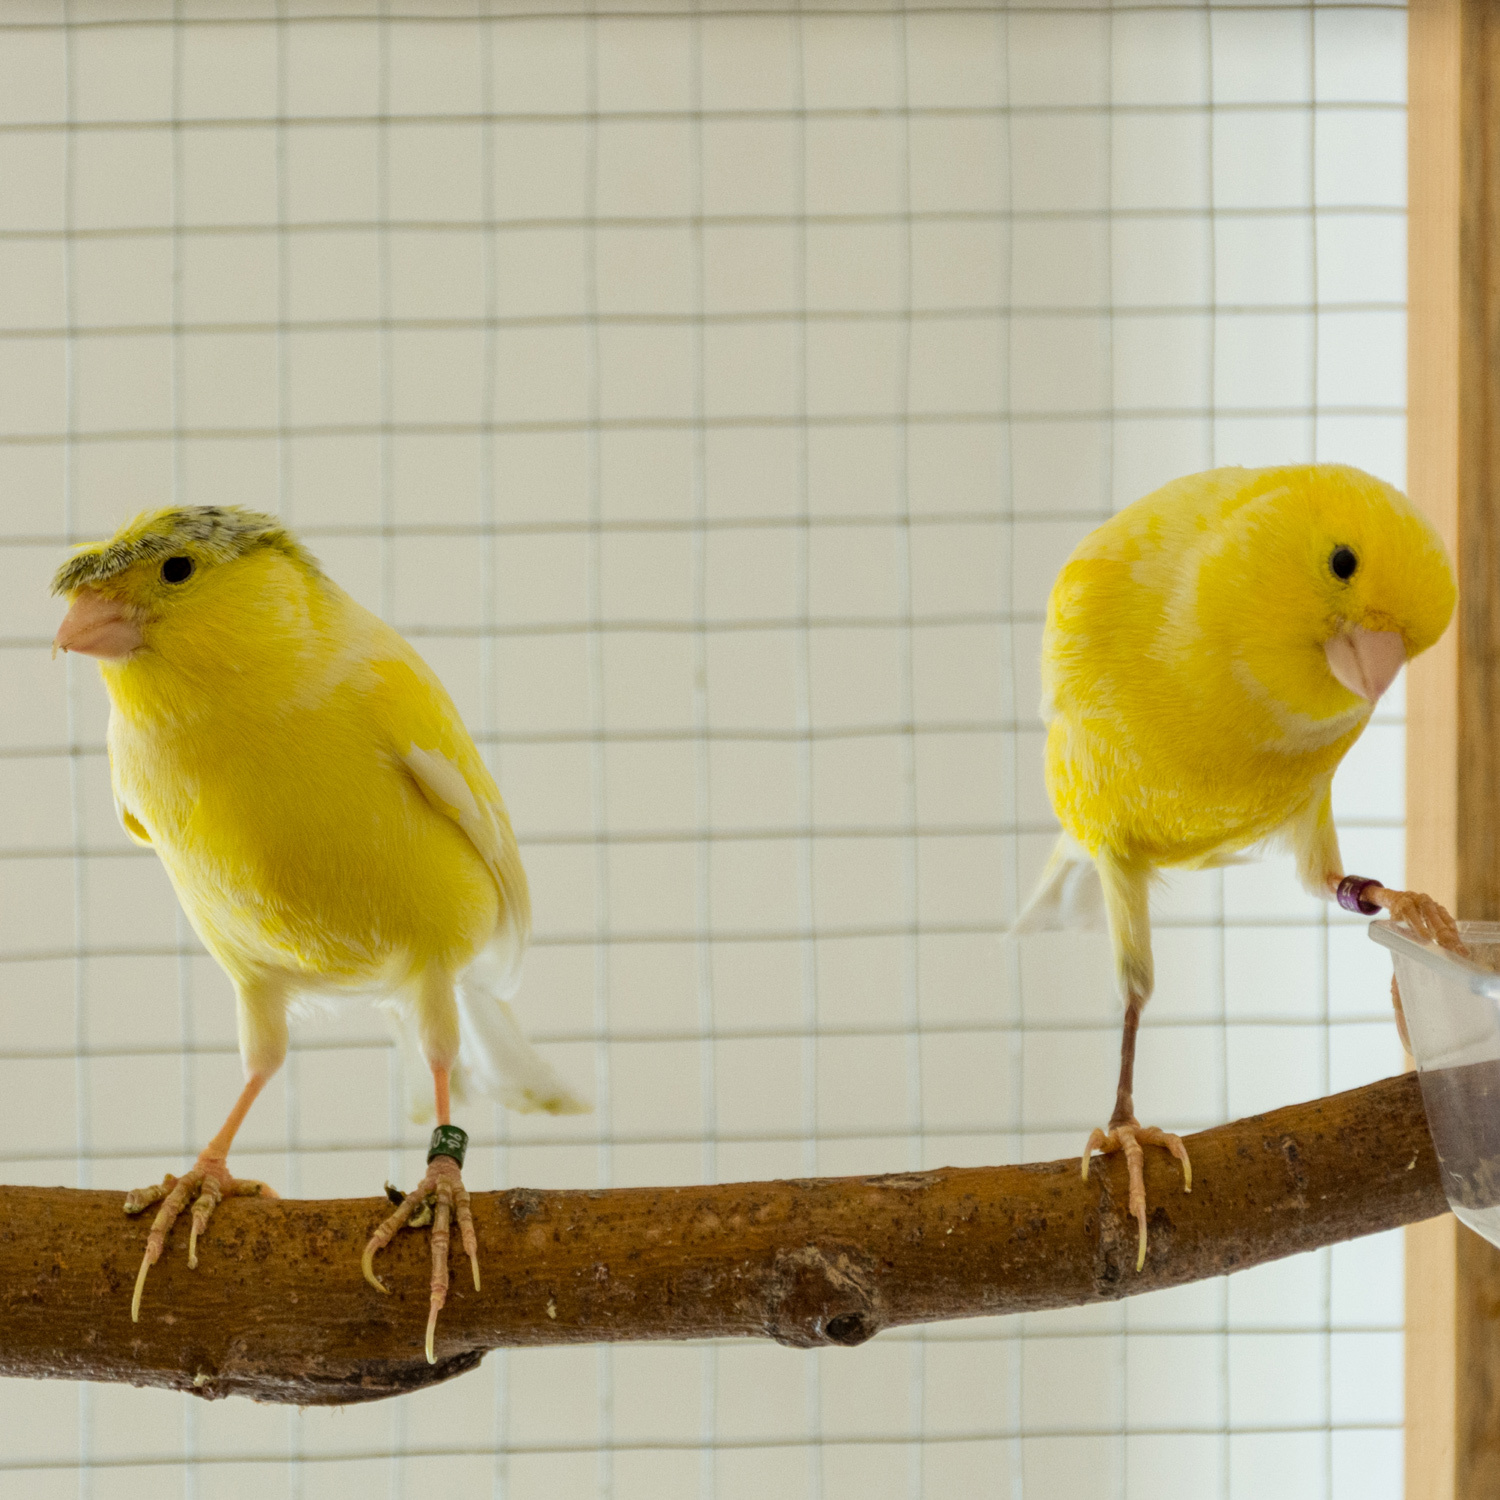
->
[53,588,143,660]
[1324,626,1406,703]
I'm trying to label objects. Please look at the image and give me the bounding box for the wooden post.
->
[1406,2,1500,1494]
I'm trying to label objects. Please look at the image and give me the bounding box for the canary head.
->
[1196,465,1456,730]
[52,505,319,667]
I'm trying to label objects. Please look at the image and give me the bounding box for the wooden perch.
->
[0,1072,1445,1406]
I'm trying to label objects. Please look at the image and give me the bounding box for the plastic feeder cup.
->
[1371,919,1500,1246]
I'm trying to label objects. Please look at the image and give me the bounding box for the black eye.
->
[161,555,194,584]
[1330,546,1358,581]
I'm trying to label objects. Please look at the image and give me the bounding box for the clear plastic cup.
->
[1370,920,1500,1247]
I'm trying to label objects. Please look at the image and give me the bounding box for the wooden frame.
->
[1407,2,1500,1494]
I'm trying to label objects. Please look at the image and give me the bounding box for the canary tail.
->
[452,986,590,1116]
[449,953,591,1117]
[1009,835,1106,935]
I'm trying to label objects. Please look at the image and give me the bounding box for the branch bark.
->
[0,1072,1445,1406]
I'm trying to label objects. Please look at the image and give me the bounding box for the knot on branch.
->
[507,1188,545,1224]
[763,1244,882,1349]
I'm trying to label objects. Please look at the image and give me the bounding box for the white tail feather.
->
[466,903,526,1001]
[451,975,591,1116]
[391,927,591,1122]
[1009,836,1108,934]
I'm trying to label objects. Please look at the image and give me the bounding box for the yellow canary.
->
[1015,463,1459,1266]
[53,506,585,1360]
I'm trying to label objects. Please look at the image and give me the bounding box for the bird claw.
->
[123,1158,275,1322]
[1081,1117,1191,1272]
[362,1154,480,1365]
[1376,886,1467,956]
[187,1174,224,1270]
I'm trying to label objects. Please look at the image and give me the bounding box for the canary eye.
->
[1330,546,1358,581]
[161,555,194,585]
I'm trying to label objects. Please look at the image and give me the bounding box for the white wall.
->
[0,4,1408,1496]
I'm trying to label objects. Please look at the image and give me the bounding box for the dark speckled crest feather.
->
[51,505,320,596]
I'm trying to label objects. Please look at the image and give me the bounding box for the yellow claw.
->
[1136,1218,1147,1274]
[1081,1127,1108,1182]
[425,1306,439,1366]
[131,1253,152,1324]
[362,1243,388,1294]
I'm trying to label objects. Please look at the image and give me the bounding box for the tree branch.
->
[0,1072,1444,1405]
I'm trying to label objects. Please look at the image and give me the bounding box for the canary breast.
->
[1043,692,1360,869]
[111,694,500,988]
[99,554,507,989]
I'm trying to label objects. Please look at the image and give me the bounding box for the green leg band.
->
[428,1124,468,1168]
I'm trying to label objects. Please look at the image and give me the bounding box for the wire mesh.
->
[0,3,1408,1497]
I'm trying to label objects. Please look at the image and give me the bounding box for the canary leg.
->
[362,1063,480,1365]
[1081,998,1191,1272]
[123,1070,278,1322]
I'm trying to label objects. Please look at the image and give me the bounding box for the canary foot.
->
[1370,884,1467,955]
[124,1155,277,1321]
[363,1127,479,1365]
[1082,1117,1191,1272]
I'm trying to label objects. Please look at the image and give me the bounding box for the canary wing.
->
[402,743,519,940]
[106,746,153,846]
[367,652,531,987]
[369,648,587,1117]
[114,795,153,847]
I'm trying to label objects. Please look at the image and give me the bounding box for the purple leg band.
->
[1336,876,1382,916]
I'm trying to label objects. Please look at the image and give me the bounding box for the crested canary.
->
[1015,463,1461,1267]
[53,506,585,1361]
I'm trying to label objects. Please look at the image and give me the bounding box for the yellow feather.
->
[53,505,573,1115]
[1035,463,1456,997]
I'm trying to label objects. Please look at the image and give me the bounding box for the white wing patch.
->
[403,744,505,884]
[403,743,527,996]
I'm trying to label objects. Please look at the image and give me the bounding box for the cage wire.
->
[0,2,1409,1497]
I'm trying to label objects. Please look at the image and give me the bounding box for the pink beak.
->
[1324,627,1406,703]
[54,589,144,660]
